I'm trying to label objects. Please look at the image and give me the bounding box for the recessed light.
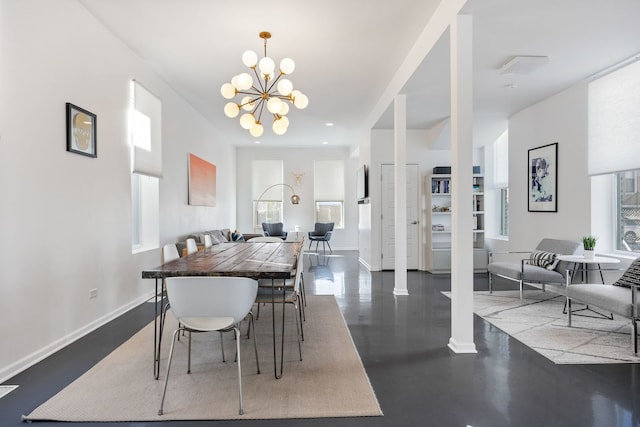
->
[322,141,329,145]
[505,83,519,89]
[325,122,334,127]
[254,140,261,144]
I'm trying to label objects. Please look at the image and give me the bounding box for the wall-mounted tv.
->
[356,164,368,203]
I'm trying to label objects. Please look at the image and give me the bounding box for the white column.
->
[448,14,477,353]
[393,95,409,296]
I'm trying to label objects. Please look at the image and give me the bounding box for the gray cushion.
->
[568,284,638,318]
[535,238,582,255]
[488,261,565,283]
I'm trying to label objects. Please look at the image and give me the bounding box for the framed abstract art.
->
[528,142,558,212]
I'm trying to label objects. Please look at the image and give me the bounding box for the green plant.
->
[582,235,598,250]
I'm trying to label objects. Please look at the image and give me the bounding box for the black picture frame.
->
[66,103,97,158]
[528,142,558,212]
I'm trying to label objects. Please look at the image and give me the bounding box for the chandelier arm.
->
[265,72,284,94]
[251,67,267,93]
[237,95,262,111]
[255,99,266,123]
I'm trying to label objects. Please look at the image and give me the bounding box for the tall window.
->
[131,81,161,253]
[588,59,640,253]
[314,160,344,228]
[499,188,509,237]
[616,169,640,253]
[253,160,284,230]
[494,130,509,237]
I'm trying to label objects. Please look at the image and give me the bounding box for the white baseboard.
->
[0,291,155,384]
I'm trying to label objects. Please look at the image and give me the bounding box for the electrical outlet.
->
[89,288,98,299]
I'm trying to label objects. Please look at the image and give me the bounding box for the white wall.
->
[486,82,590,253]
[0,0,235,381]
[235,147,358,250]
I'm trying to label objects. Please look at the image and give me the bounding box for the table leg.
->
[271,278,288,379]
[153,278,160,379]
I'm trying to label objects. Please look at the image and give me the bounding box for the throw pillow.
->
[231,231,245,242]
[613,257,640,288]
[529,250,557,270]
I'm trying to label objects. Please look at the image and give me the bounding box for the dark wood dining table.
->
[142,241,302,379]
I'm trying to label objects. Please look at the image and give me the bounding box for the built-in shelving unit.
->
[426,173,488,273]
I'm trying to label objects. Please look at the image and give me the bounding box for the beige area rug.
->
[24,295,382,422]
[444,290,640,364]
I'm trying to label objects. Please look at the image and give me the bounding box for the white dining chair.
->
[186,238,198,255]
[158,276,260,416]
[204,234,213,248]
[162,243,180,263]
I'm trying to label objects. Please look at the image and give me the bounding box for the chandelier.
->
[221,31,309,137]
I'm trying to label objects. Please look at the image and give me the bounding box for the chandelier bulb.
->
[242,50,258,68]
[259,57,275,77]
[241,96,255,111]
[221,83,236,99]
[280,58,295,75]
[267,97,283,114]
[277,79,293,96]
[240,113,255,130]
[224,102,240,118]
[250,122,264,137]
[236,73,253,90]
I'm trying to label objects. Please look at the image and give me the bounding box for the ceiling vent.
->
[499,55,549,75]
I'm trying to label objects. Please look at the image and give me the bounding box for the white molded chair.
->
[203,234,213,248]
[186,238,198,255]
[158,276,260,416]
[162,243,180,264]
[247,236,283,243]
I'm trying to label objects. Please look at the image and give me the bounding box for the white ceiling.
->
[80,0,640,150]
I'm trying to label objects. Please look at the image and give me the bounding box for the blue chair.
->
[262,222,287,240]
[308,222,334,254]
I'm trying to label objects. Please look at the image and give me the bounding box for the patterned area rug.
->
[445,290,640,364]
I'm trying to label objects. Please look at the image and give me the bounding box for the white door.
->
[381,164,420,270]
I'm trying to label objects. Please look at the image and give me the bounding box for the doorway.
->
[380,164,420,270]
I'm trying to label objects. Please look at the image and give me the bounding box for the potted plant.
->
[582,235,597,259]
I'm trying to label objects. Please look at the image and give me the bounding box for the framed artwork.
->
[66,103,97,158]
[188,153,216,206]
[528,142,558,212]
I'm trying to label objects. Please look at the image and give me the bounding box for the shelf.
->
[427,172,486,273]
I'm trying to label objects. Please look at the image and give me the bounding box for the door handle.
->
[410,221,418,225]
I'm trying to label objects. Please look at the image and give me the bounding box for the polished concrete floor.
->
[2,250,639,426]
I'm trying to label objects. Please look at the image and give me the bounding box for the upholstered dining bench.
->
[487,238,582,299]
[566,257,640,354]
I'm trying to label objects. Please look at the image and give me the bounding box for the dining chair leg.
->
[220,331,226,362]
[158,327,183,416]
[234,327,244,415]
[296,295,304,344]
[293,298,302,360]
[187,331,192,374]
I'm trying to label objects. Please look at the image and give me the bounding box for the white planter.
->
[584,249,595,259]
